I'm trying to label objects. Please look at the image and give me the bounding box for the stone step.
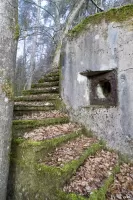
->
[13,117,69,129]
[107,163,133,200]
[31,81,59,88]
[16,123,81,141]
[63,150,119,198]
[38,76,59,83]
[22,86,59,95]
[44,71,59,77]
[14,105,55,111]
[43,135,98,167]
[14,101,54,107]
[13,110,68,120]
[14,94,59,102]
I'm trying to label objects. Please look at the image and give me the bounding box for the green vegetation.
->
[31,81,59,88]
[14,94,59,101]
[57,165,120,200]
[38,76,59,83]
[10,135,104,200]
[68,4,133,38]
[2,80,14,100]
[14,23,20,40]
[14,105,55,111]
[22,87,59,95]
[13,117,69,129]
[44,72,59,77]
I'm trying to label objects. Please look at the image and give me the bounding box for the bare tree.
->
[52,0,89,68]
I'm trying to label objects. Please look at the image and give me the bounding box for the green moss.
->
[53,98,67,112]
[22,87,59,95]
[13,117,69,129]
[31,81,59,88]
[32,142,105,189]
[14,23,20,40]
[44,72,59,78]
[38,76,59,83]
[14,105,55,111]
[12,130,81,152]
[89,165,120,200]
[68,4,133,38]
[57,165,120,200]
[61,142,104,182]
[14,94,59,102]
[2,80,14,100]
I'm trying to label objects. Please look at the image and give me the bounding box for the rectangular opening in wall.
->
[81,70,118,106]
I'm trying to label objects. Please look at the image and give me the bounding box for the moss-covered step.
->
[14,110,68,120]
[14,101,54,107]
[35,142,104,187]
[31,81,59,88]
[14,105,55,111]
[106,163,133,200]
[8,138,103,200]
[13,110,67,121]
[22,87,59,95]
[7,132,81,200]
[13,116,69,129]
[56,150,120,200]
[14,94,59,102]
[57,165,120,200]
[44,71,59,77]
[42,135,98,167]
[38,76,59,83]
[12,122,80,140]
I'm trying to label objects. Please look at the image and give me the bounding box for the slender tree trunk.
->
[0,1,18,199]
[27,0,41,90]
[27,34,36,90]
[53,0,61,41]
[52,0,86,68]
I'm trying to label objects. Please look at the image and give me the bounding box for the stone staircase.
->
[7,69,133,200]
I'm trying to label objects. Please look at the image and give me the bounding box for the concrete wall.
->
[61,6,133,159]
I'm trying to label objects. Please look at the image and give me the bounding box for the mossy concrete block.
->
[61,4,133,158]
[39,76,59,83]
[22,87,59,95]
[31,81,59,88]
[14,105,55,111]
[14,94,59,102]
[13,117,69,129]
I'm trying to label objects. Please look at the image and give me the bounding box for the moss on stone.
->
[14,23,20,40]
[2,80,14,100]
[22,87,59,96]
[68,4,133,38]
[8,132,82,199]
[31,81,59,88]
[13,117,69,129]
[14,105,55,111]
[44,72,59,78]
[9,137,104,200]
[38,76,59,83]
[14,94,59,102]
[12,130,81,150]
[57,165,120,200]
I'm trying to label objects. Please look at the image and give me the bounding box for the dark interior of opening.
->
[99,80,111,97]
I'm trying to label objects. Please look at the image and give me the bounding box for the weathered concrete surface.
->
[61,7,133,159]
[0,1,18,199]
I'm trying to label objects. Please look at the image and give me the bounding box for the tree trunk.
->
[0,1,18,199]
[52,0,86,68]
[27,0,41,90]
